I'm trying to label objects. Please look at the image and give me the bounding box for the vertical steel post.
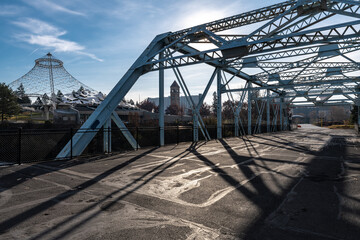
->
[217,68,222,139]
[159,51,165,146]
[280,97,284,131]
[136,127,139,150]
[257,100,263,134]
[192,124,194,143]
[17,127,22,165]
[111,112,138,150]
[103,123,107,153]
[70,128,73,159]
[108,126,111,153]
[234,114,239,137]
[177,123,179,144]
[193,114,198,142]
[248,82,252,135]
[358,105,360,127]
[103,118,111,153]
[267,90,270,133]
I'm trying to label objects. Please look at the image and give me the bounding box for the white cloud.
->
[24,0,85,16]
[26,35,84,52]
[76,52,104,62]
[0,5,23,16]
[12,18,103,62]
[12,18,66,36]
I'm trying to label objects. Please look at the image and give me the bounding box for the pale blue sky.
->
[0,0,314,103]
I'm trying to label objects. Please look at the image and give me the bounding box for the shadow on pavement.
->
[0,147,160,234]
[0,142,203,239]
[236,134,360,239]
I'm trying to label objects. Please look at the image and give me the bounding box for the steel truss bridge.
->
[57,0,360,158]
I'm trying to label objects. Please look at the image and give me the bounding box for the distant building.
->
[54,103,80,124]
[293,105,351,124]
[170,81,180,107]
[148,80,202,113]
[74,104,191,124]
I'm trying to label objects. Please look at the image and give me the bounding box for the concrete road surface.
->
[0,124,359,239]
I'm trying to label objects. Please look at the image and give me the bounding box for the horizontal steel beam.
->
[169,1,295,39]
[256,91,360,100]
[291,102,354,107]
[224,78,360,92]
[235,61,360,69]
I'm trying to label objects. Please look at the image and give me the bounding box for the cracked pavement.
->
[0,124,359,239]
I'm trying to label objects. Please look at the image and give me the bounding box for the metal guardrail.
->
[0,124,285,164]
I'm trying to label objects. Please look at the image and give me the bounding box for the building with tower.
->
[170,81,180,107]
[148,81,201,114]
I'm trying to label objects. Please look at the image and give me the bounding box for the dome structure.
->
[9,53,96,98]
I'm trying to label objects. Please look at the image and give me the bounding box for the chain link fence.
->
[0,123,291,164]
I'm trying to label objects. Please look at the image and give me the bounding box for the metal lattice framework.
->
[58,0,360,159]
[9,53,95,98]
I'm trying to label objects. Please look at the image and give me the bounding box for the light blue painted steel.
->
[292,98,355,104]
[240,61,360,69]
[332,0,360,6]
[358,105,360,126]
[243,0,298,42]
[280,98,284,131]
[195,69,217,112]
[159,43,282,97]
[292,102,354,107]
[221,71,245,137]
[224,77,360,92]
[159,20,360,70]
[254,98,265,134]
[243,20,360,51]
[57,33,169,158]
[150,42,360,71]
[272,104,279,132]
[193,68,217,141]
[57,0,360,159]
[217,69,222,139]
[171,76,199,141]
[198,115,211,141]
[103,118,111,153]
[248,82,252,135]
[277,6,333,36]
[170,63,209,141]
[243,42,360,65]
[111,112,139,150]
[169,1,296,38]
[233,82,248,137]
[252,43,360,82]
[193,114,199,142]
[318,44,339,58]
[256,91,360,100]
[159,51,165,146]
[235,115,239,137]
[267,90,270,133]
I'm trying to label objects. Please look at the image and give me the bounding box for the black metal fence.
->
[0,123,293,164]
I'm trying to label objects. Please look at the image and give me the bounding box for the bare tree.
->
[330,106,347,122]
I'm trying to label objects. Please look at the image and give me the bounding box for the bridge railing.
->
[0,124,289,164]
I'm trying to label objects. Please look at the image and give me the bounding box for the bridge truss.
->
[58,0,360,158]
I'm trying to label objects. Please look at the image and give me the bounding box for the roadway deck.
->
[0,124,360,240]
